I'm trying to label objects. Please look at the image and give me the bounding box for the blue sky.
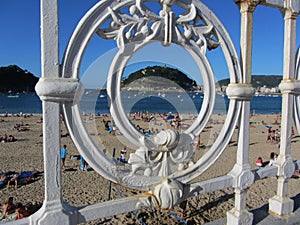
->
[1,0,300,88]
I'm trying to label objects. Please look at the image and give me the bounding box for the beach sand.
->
[0,112,300,224]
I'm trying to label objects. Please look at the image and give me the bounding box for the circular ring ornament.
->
[107,34,215,148]
[61,0,243,191]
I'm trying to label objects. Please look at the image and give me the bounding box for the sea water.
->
[0,91,282,115]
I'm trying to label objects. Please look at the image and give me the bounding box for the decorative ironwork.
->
[29,0,300,224]
[97,0,219,53]
[61,0,243,193]
[129,130,195,176]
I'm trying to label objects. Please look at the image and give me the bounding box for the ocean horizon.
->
[0,91,282,115]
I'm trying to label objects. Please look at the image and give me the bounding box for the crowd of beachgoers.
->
[0,111,300,224]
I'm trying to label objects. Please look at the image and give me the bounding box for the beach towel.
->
[18,171,34,179]
[0,212,17,222]
[166,115,174,120]
[17,171,39,184]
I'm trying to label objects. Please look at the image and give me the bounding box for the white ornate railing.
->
[3,0,300,224]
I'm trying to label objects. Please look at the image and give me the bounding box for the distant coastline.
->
[0,64,283,97]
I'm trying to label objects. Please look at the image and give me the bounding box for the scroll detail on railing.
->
[97,0,219,53]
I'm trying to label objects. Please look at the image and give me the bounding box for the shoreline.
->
[0,111,283,117]
[0,92,283,115]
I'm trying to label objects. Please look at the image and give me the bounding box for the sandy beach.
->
[0,112,300,224]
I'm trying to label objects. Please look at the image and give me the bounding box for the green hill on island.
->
[0,65,39,92]
[121,65,197,91]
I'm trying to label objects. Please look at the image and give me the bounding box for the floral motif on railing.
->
[128,130,196,177]
[97,0,219,53]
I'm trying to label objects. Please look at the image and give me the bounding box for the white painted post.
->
[227,1,258,224]
[39,0,61,205]
[32,0,77,224]
[269,0,299,216]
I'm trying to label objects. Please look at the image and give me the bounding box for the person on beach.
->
[104,120,109,131]
[0,134,7,143]
[268,152,278,166]
[1,197,16,220]
[266,128,272,143]
[275,129,280,142]
[80,155,88,171]
[60,145,68,168]
[7,135,16,142]
[109,124,116,135]
[14,203,29,220]
[276,139,281,148]
[270,130,276,143]
[117,147,127,163]
[0,174,8,184]
[7,173,19,189]
[256,157,263,168]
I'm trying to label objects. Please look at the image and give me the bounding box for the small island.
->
[0,65,39,92]
[121,65,198,92]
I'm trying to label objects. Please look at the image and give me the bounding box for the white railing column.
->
[269,0,299,217]
[31,0,77,224]
[227,1,257,224]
